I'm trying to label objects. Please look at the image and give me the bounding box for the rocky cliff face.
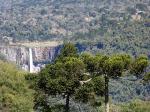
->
[32,46,60,63]
[0,44,61,72]
[0,46,28,65]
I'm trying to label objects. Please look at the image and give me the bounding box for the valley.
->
[0,0,150,112]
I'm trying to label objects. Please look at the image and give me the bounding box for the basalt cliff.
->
[0,41,62,72]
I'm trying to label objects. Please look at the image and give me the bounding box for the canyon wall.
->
[0,44,61,72]
[0,46,28,65]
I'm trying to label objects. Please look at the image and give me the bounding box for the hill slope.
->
[0,60,34,111]
[0,0,149,55]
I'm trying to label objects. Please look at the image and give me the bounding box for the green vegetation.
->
[34,43,149,112]
[0,43,149,112]
[120,100,150,112]
[0,0,149,56]
[75,19,149,55]
[143,72,150,82]
[130,55,149,76]
[35,43,103,111]
[0,61,34,112]
[0,0,149,111]
[80,53,148,112]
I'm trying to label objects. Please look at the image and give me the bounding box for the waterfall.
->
[29,48,34,73]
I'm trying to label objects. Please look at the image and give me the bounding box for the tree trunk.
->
[65,93,70,112]
[105,75,109,112]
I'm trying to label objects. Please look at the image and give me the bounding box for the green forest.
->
[0,0,149,56]
[0,0,150,112]
[1,43,150,112]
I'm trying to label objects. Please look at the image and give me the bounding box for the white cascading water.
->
[29,48,34,73]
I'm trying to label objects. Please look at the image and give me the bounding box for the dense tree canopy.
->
[0,0,149,57]
[130,55,149,77]
[36,44,81,111]
[143,72,150,82]
[35,43,149,112]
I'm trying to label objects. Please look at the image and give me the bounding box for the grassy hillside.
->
[0,60,34,112]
